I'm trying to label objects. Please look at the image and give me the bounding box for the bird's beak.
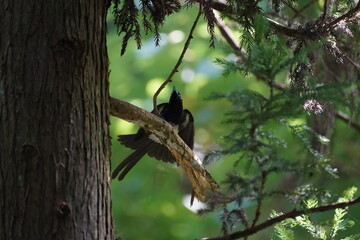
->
[172,86,182,100]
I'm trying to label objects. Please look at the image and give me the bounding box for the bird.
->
[112,87,194,181]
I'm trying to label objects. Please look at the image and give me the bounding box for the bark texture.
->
[0,0,112,239]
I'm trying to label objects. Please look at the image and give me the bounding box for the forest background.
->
[109,1,360,240]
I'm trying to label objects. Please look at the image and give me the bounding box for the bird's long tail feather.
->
[112,148,147,181]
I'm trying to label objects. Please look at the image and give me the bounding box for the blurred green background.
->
[108,3,360,240]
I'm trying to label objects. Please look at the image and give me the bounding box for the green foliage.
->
[112,0,181,55]
[272,187,358,240]
[109,0,360,239]
[203,87,341,210]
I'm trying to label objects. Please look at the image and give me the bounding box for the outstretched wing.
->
[119,133,176,163]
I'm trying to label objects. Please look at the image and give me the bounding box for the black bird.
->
[112,87,194,181]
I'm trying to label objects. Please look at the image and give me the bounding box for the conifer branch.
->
[213,12,360,133]
[199,196,360,240]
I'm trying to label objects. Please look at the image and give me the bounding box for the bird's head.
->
[169,86,183,107]
[162,86,186,124]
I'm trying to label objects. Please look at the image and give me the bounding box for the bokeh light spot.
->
[168,30,185,43]
[161,203,176,216]
[146,78,165,96]
[181,68,195,83]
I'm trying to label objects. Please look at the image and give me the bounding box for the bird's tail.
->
[111,148,147,181]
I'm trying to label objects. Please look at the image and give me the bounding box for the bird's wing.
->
[118,102,169,149]
[147,142,176,163]
[147,108,194,163]
[178,109,194,150]
[118,128,148,150]
[118,129,176,164]
[114,132,176,180]
[117,102,191,165]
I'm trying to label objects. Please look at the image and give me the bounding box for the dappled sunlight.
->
[113,118,136,135]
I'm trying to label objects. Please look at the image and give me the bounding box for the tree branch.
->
[109,97,219,201]
[335,110,360,132]
[327,1,360,29]
[251,171,266,228]
[197,0,302,38]
[290,0,317,20]
[152,3,202,115]
[199,196,360,240]
[322,0,333,20]
[213,11,241,52]
[213,12,360,133]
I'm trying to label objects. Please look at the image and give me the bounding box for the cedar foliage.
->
[112,0,360,239]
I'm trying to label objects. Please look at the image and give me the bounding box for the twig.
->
[291,0,317,20]
[251,171,266,227]
[213,11,241,52]
[152,3,202,115]
[283,0,300,16]
[327,1,360,29]
[337,45,360,72]
[247,124,268,228]
[109,97,219,201]
[266,17,302,38]
[335,110,360,132]
[199,196,360,240]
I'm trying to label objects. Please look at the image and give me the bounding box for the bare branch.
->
[335,110,360,132]
[213,11,241,52]
[152,3,202,115]
[199,196,360,240]
[266,17,302,38]
[109,97,219,201]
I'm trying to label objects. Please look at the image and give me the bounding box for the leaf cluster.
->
[272,187,358,240]
[202,82,357,236]
[112,0,181,55]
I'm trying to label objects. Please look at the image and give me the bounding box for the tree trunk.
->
[0,0,112,239]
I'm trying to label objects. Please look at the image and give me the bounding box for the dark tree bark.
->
[0,0,112,239]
